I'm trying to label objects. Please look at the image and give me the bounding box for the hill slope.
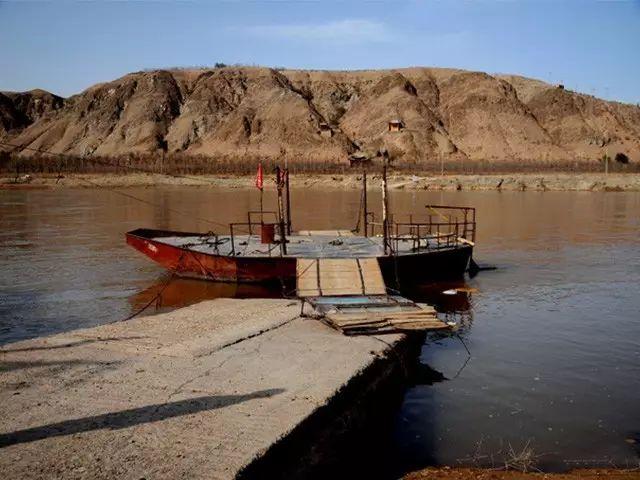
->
[2,67,639,165]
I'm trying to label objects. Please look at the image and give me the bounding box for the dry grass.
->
[456,437,547,473]
[503,440,541,473]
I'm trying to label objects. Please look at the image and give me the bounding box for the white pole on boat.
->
[382,159,390,255]
[362,167,368,237]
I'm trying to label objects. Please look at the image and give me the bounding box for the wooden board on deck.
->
[296,258,387,297]
[297,230,355,237]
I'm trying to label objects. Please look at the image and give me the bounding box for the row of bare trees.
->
[0,151,637,176]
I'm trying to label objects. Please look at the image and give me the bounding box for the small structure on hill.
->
[388,119,405,132]
[319,122,333,138]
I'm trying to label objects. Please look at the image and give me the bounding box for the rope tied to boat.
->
[351,186,366,234]
[427,205,450,223]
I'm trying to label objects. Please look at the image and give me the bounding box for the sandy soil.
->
[404,467,640,479]
[2,172,640,192]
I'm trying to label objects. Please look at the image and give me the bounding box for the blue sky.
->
[1,0,639,103]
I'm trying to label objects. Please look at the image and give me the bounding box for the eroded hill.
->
[2,67,639,165]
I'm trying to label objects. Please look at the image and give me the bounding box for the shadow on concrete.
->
[0,389,284,448]
[0,359,101,373]
[0,336,149,353]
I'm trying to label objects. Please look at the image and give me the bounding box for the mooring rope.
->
[114,272,177,323]
[351,186,365,233]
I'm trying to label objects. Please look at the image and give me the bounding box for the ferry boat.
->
[126,168,476,287]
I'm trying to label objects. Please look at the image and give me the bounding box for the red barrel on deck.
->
[260,223,276,244]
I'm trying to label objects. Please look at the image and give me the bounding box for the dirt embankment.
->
[2,172,640,192]
[2,66,640,168]
[404,467,640,480]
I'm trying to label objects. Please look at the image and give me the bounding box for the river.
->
[1,186,639,472]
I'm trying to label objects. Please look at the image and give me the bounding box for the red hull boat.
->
[126,167,476,287]
[126,206,475,286]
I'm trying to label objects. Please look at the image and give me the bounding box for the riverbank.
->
[404,467,640,479]
[2,172,640,191]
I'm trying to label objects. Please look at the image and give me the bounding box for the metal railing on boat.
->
[365,205,476,255]
[227,205,475,258]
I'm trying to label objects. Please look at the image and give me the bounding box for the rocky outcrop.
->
[0,89,63,135]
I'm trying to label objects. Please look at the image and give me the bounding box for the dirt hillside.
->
[1,67,639,165]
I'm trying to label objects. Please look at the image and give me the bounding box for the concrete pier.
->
[0,298,413,479]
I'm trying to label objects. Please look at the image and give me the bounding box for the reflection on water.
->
[402,280,475,333]
[130,275,281,315]
[1,186,639,472]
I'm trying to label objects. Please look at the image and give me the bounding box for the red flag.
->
[255,161,263,190]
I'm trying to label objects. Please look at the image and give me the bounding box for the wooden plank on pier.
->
[357,258,386,295]
[325,306,449,334]
[297,256,450,334]
[297,259,320,297]
[327,309,437,325]
[319,259,362,296]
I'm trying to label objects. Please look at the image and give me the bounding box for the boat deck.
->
[152,231,460,259]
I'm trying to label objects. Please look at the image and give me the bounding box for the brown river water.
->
[1,186,639,473]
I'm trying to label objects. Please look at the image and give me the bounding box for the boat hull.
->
[126,229,472,285]
[126,229,296,283]
[378,246,473,283]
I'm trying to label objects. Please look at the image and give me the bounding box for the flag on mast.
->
[255,161,264,190]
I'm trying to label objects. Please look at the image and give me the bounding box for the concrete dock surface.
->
[0,298,407,479]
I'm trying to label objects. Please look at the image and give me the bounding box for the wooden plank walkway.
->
[296,258,451,335]
[296,258,386,297]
